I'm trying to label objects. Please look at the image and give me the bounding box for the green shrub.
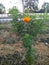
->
[9,8,49,65]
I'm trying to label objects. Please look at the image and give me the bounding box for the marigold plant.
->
[9,8,48,65]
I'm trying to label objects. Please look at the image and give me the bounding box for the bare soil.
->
[0,29,49,56]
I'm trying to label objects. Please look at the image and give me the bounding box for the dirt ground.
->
[0,29,49,56]
[34,43,49,55]
[0,41,49,56]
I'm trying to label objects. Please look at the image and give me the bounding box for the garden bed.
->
[0,42,49,65]
[0,23,49,65]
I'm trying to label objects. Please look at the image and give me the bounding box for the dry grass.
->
[34,43,49,55]
[0,41,25,56]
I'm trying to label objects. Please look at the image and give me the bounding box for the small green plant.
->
[9,8,49,65]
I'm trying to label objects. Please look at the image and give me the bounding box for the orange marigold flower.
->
[23,17,31,22]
